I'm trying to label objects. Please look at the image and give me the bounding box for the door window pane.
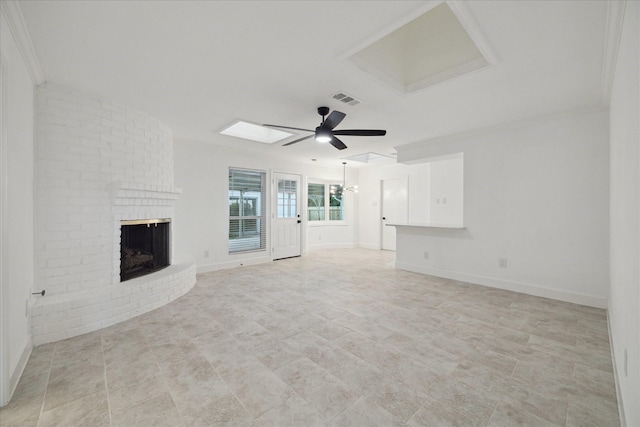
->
[277,179,297,218]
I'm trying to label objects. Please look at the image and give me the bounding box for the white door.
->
[381,177,408,251]
[272,173,302,259]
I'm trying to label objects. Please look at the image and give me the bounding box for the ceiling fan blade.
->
[320,110,346,131]
[282,135,314,146]
[329,136,348,150]
[332,129,387,136]
[263,124,314,133]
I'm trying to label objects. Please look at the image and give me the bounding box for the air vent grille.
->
[331,92,362,106]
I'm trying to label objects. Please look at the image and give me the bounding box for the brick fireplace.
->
[31,84,196,345]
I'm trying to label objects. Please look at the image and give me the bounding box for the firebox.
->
[120,218,171,281]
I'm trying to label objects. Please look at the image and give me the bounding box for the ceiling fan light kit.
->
[315,129,332,143]
[263,106,386,151]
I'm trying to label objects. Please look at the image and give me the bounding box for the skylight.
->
[348,2,493,94]
[220,121,293,144]
[342,152,395,164]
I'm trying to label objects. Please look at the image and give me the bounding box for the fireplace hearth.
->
[120,218,171,281]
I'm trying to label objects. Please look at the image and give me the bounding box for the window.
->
[307,181,343,222]
[329,184,344,220]
[228,168,266,253]
[308,183,325,221]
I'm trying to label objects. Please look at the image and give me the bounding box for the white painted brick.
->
[34,84,189,345]
[81,308,116,325]
[81,254,108,266]
[40,248,69,260]
[40,266,70,279]
[81,238,108,248]
[41,276,69,291]
[44,240,79,251]
[100,118,126,131]
[66,321,103,339]
[63,279,89,293]
[81,270,103,283]
[101,296,125,311]
[41,169,82,181]
[68,246,97,258]
[47,256,81,268]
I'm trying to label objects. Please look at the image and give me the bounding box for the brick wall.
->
[32,84,195,344]
[31,258,196,345]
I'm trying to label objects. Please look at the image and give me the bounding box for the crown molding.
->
[447,0,498,66]
[0,0,45,85]
[601,0,627,107]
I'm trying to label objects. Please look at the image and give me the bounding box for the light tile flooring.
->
[1,249,620,426]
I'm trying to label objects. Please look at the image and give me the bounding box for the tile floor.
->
[0,249,620,426]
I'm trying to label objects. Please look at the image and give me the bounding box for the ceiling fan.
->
[263,106,386,150]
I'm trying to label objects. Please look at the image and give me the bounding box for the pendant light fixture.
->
[342,162,358,193]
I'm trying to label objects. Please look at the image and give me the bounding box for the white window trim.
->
[306,178,347,226]
[228,167,267,254]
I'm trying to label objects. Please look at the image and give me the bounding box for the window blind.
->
[228,168,266,253]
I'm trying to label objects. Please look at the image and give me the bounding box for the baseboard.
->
[607,300,627,427]
[9,334,32,401]
[395,262,608,308]
[196,245,362,273]
[196,255,272,274]
[306,243,356,251]
[357,243,380,250]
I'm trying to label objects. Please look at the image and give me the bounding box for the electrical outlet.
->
[423,251,429,259]
[498,258,507,268]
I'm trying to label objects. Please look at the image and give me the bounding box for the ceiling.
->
[18,0,609,167]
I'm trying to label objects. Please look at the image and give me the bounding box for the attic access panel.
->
[348,2,493,94]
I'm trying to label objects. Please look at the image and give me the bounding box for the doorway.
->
[272,172,302,259]
[381,177,408,251]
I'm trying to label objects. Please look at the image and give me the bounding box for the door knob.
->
[297,220,301,224]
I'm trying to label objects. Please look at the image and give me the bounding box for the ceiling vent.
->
[331,91,362,106]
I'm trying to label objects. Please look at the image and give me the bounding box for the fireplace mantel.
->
[113,182,182,207]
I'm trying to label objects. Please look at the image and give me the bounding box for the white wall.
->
[428,155,464,225]
[608,2,639,425]
[0,7,36,405]
[357,162,430,249]
[173,139,357,272]
[395,109,610,307]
